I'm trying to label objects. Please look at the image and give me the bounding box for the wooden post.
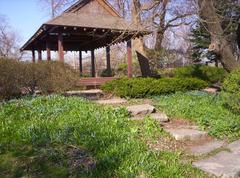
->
[38,49,42,61]
[106,46,111,76]
[127,40,133,78]
[58,30,64,62]
[79,51,83,76]
[46,40,51,61]
[91,49,96,77]
[32,49,35,63]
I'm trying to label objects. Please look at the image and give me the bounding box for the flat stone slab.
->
[193,151,240,177]
[189,140,225,156]
[202,87,219,93]
[227,140,240,154]
[66,89,103,95]
[127,104,156,116]
[151,113,169,123]
[165,128,208,141]
[96,98,127,105]
[65,90,104,99]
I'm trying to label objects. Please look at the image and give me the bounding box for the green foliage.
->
[0,59,79,100]
[154,91,240,140]
[0,96,203,177]
[223,68,240,114]
[100,69,115,77]
[172,65,227,83]
[101,77,208,98]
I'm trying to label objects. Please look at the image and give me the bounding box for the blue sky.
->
[0,0,49,46]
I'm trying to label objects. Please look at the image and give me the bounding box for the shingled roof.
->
[21,0,148,51]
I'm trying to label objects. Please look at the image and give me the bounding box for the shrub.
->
[101,77,208,98]
[33,61,79,94]
[0,58,25,100]
[0,59,79,100]
[222,68,240,114]
[172,65,227,83]
[100,69,115,77]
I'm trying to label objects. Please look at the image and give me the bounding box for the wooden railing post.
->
[127,40,133,78]
[91,49,96,77]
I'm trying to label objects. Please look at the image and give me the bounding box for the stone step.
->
[227,140,240,154]
[96,98,127,105]
[131,112,169,123]
[127,104,156,117]
[189,140,225,156]
[165,128,208,141]
[65,89,104,100]
[193,151,240,178]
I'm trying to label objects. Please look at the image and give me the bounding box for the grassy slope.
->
[0,96,203,178]
[154,91,240,140]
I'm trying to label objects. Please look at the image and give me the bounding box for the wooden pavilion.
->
[20,0,148,78]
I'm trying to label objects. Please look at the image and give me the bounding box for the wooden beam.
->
[38,49,42,61]
[46,40,51,61]
[79,51,83,76]
[32,49,35,63]
[91,50,96,77]
[106,46,111,76]
[127,40,133,78]
[58,30,64,62]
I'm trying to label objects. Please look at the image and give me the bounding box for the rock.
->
[227,140,240,154]
[127,104,156,116]
[96,98,127,105]
[165,128,208,141]
[151,113,169,123]
[189,140,225,156]
[193,151,240,178]
[65,89,104,100]
[202,87,218,93]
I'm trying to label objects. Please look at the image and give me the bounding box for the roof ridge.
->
[64,0,121,17]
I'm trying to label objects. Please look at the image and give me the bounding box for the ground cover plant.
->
[222,67,240,114]
[0,96,204,177]
[160,65,227,84]
[154,91,240,140]
[101,77,207,98]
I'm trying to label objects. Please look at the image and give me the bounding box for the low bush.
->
[101,77,208,98]
[0,59,24,100]
[100,69,115,77]
[172,65,227,83]
[33,61,79,94]
[222,68,240,114]
[0,59,79,100]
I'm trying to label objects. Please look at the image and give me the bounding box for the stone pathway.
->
[189,140,225,156]
[193,140,240,177]
[92,94,240,177]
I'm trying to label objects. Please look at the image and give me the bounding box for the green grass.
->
[154,91,240,140]
[0,96,203,177]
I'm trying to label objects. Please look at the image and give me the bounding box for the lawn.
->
[154,91,240,141]
[0,96,203,177]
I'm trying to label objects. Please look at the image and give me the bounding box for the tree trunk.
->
[199,0,239,71]
[132,0,146,55]
[155,0,168,50]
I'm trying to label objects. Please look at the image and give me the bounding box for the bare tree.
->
[0,15,23,60]
[39,0,77,18]
[198,0,239,71]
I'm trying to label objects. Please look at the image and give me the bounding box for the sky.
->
[0,0,49,46]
